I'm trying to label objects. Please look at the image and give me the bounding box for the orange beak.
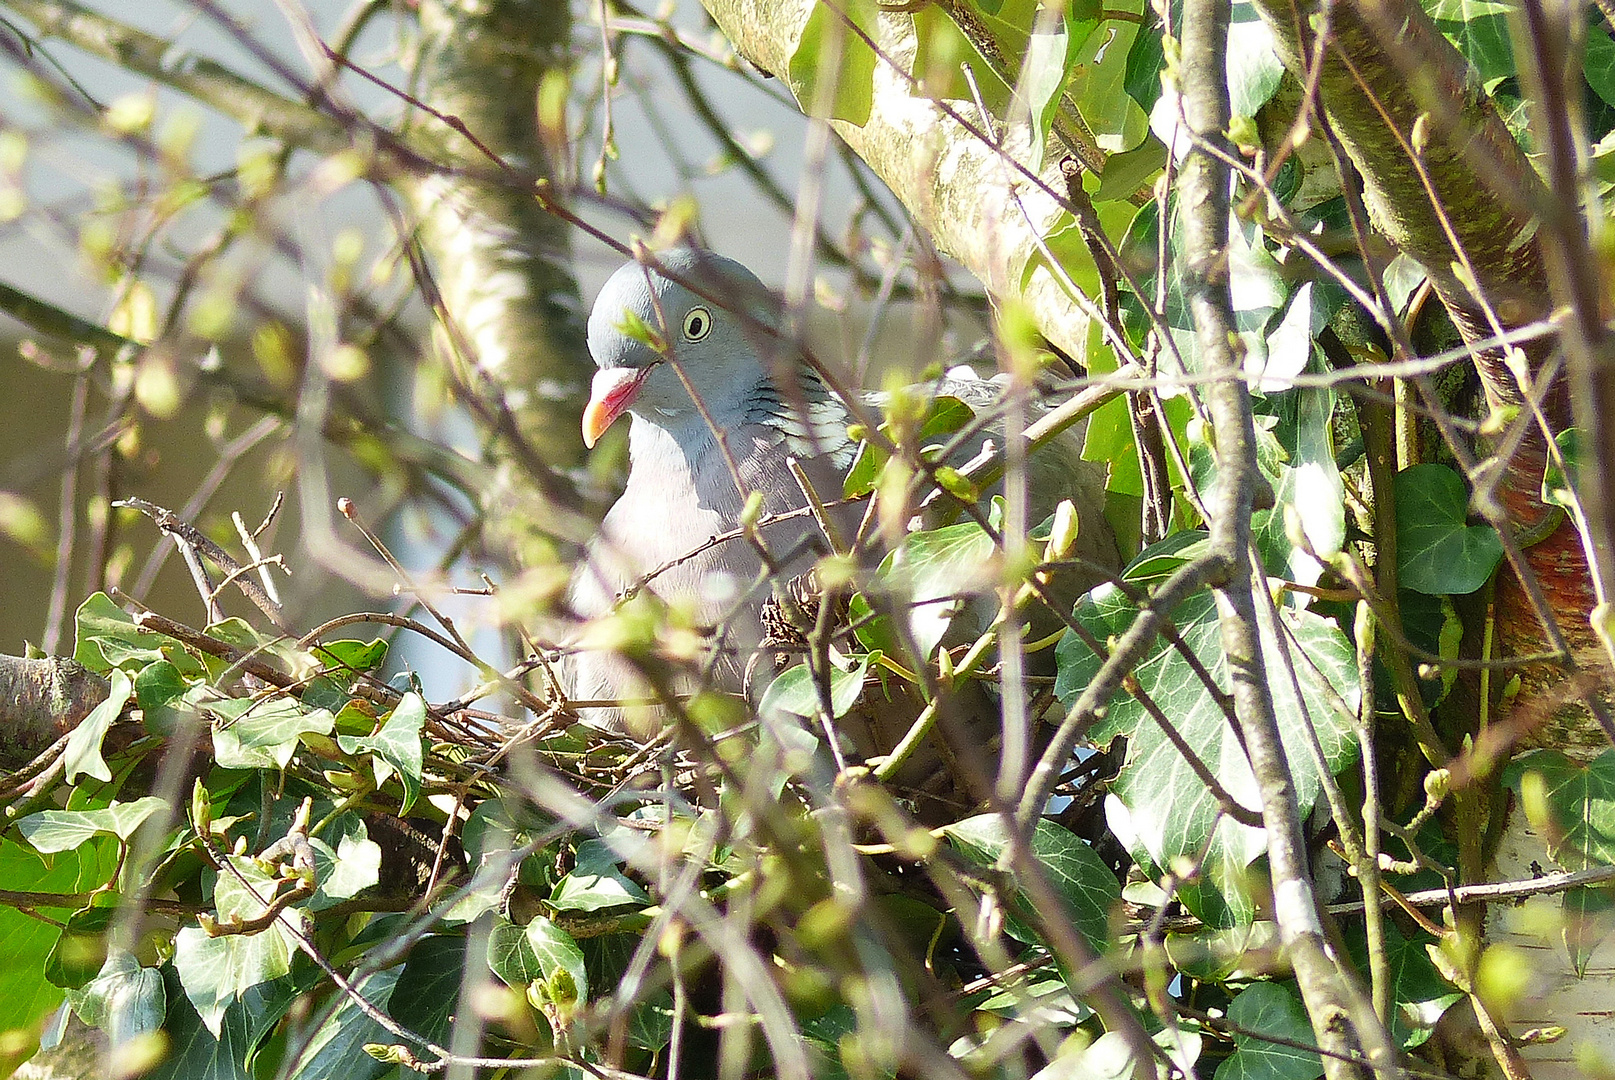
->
[582,365,655,448]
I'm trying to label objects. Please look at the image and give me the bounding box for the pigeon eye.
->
[682,307,713,342]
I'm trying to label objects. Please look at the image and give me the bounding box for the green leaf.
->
[1021,15,1074,170]
[1213,981,1323,1080]
[1094,138,1167,202]
[211,696,335,771]
[1122,5,1166,111]
[70,952,166,1043]
[135,659,195,734]
[16,796,170,853]
[525,916,589,1002]
[145,964,270,1080]
[435,801,521,926]
[1586,27,1615,109]
[64,667,131,784]
[387,936,462,1051]
[310,638,388,675]
[759,656,870,721]
[844,395,976,498]
[876,521,997,658]
[0,837,119,1033]
[1504,748,1615,870]
[1226,8,1285,119]
[172,856,299,1036]
[337,692,425,815]
[279,967,398,1080]
[72,592,171,673]
[488,917,545,988]
[1253,378,1345,594]
[1427,0,1514,87]
[1395,463,1504,595]
[1055,537,1360,926]
[1562,886,1615,978]
[942,816,1121,952]
[46,904,115,990]
[550,865,650,913]
[308,831,382,910]
[788,0,879,125]
[1542,427,1584,514]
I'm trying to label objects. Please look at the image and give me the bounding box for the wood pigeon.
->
[564,249,1114,740]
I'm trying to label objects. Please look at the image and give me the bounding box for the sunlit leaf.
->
[874,521,997,658]
[759,656,870,721]
[64,667,130,784]
[212,697,335,771]
[337,692,425,814]
[172,856,300,1036]
[1055,536,1359,925]
[16,796,170,853]
[73,592,170,674]
[788,0,879,125]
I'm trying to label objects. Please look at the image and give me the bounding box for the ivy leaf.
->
[787,0,879,126]
[1542,428,1584,514]
[308,831,382,910]
[1094,139,1168,202]
[1341,923,1461,1048]
[942,816,1121,952]
[1055,536,1360,926]
[212,697,335,771]
[1226,6,1285,120]
[550,865,650,913]
[46,904,115,990]
[72,592,170,674]
[436,801,521,926]
[64,667,131,784]
[1428,0,1514,87]
[845,395,976,498]
[1586,27,1615,109]
[16,796,170,853]
[1395,463,1504,595]
[1562,886,1615,978]
[759,656,870,721]
[1021,15,1073,170]
[1503,748,1615,870]
[1213,981,1323,1080]
[387,937,462,1053]
[279,967,398,1080]
[172,856,298,1036]
[310,638,388,675]
[525,916,589,1002]
[875,521,997,658]
[144,965,279,1080]
[488,917,544,988]
[135,659,195,734]
[70,953,166,1044]
[337,692,425,814]
[0,837,118,1033]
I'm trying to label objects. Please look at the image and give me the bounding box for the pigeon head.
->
[582,249,779,448]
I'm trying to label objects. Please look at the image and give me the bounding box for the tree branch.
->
[1177,0,1404,1073]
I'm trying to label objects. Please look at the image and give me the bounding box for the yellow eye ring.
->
[682,306,713,342]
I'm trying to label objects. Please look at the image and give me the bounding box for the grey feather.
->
[564,250,1115,736]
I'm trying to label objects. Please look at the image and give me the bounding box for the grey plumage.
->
[565,250,1114,737]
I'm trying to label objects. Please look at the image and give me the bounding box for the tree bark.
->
[1246,0,1611,743]
[700,0,1099,364]
[0,655,106,771]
